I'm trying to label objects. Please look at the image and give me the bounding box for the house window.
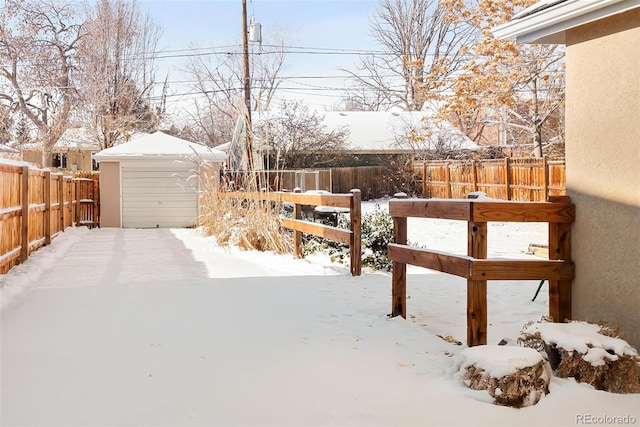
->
[52,153,68,169]
[92,154,99,171]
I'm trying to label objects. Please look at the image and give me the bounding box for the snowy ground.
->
[1,200,638,426]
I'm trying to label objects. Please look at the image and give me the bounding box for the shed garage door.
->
[122,165,198,228]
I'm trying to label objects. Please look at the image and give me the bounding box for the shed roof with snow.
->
[93,131,226,163]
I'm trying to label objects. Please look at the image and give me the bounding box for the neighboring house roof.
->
[0,143,19,153]
[492,0,640,43]
[54,127,101,151]
[319,111,478,154]
[93,131,226,162]
[16,129,150,151]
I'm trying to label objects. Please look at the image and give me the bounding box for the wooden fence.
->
[417,158,566,201]
[387,194,574,346]
[223,166,397,200]
[219,189,362,276]
[0,164,100,274]
[330,166,396,200]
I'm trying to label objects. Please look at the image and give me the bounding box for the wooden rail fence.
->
[0,163,99,274]
[220,189,362,276]
[417,158,566,201]
[388,194,574,346]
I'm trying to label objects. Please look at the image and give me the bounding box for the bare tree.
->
[183,26,289,147]
[256,99,349,169]
[343,0,475,111]
[76,0,163,149]
[0,103,13,143]
[0,0,82,153]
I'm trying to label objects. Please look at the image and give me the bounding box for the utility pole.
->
[242,0,253,171]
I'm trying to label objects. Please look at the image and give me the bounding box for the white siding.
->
[121,165,198,228]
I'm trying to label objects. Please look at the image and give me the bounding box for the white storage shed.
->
[93,131,226,228]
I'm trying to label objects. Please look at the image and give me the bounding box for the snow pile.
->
[524,321,639,366]
[454,345,552,407]
[0,157,32,168]
[520,319,640,393]
[455,345,547,378]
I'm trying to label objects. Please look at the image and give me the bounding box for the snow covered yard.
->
[1,201,638,426]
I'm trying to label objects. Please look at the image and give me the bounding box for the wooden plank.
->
[219,190,352,209]
[387,244,471,278]
[548,222,572,322]
[467,221,487,347]
[20,166,29,262]
[470,260,574,280]
[543,156,549,200]
[0,163,23,173]
[75,179,81,225]
[28,203,46,213]
[0,206,22,221]
[281,218,351,245]
[471,160,478,193]
[44,171,51,245]
[389,199,472,220]
[28,237,46,252]
[445,163,452,198]
[467,280,488,346]
[471,201,575,223]
[0,248,21,269]
[422,162,427,198]
[504,157,511,200]
[93,179,99,228]
[349,189,361,276]
[391,192,408,318]
[58,173,65,230]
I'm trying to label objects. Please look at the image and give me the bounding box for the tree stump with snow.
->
[520,320,640,393]
[455,345,551,408]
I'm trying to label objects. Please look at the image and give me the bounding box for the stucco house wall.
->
[493,2,640,347]
[565,10,640,347]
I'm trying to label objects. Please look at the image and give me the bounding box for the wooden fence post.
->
[67,178,73,227]
[548,196,572,323]
[422,162,427,198]
[391,192,408,318]
[471,160,478,193]
[58,174,65,231]
[93,178,99,228]
[75,179,81,225]
[445,163,452,198]
[504,157,512,200]
[542,157,549,201]
[293,187,302,258]
[44,170,51,245]
[349,189,362,276]
[20,166,29,262]
[467,220,488,346]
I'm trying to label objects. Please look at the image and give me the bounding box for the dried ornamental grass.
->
[198,171,292,254]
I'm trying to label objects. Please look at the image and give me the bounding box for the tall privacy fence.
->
[222,159,565,201]
[0,163,100,274]
[417,158,566,201]
[222,166,400,200]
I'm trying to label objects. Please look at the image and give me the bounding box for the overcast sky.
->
[139,0,381,111]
